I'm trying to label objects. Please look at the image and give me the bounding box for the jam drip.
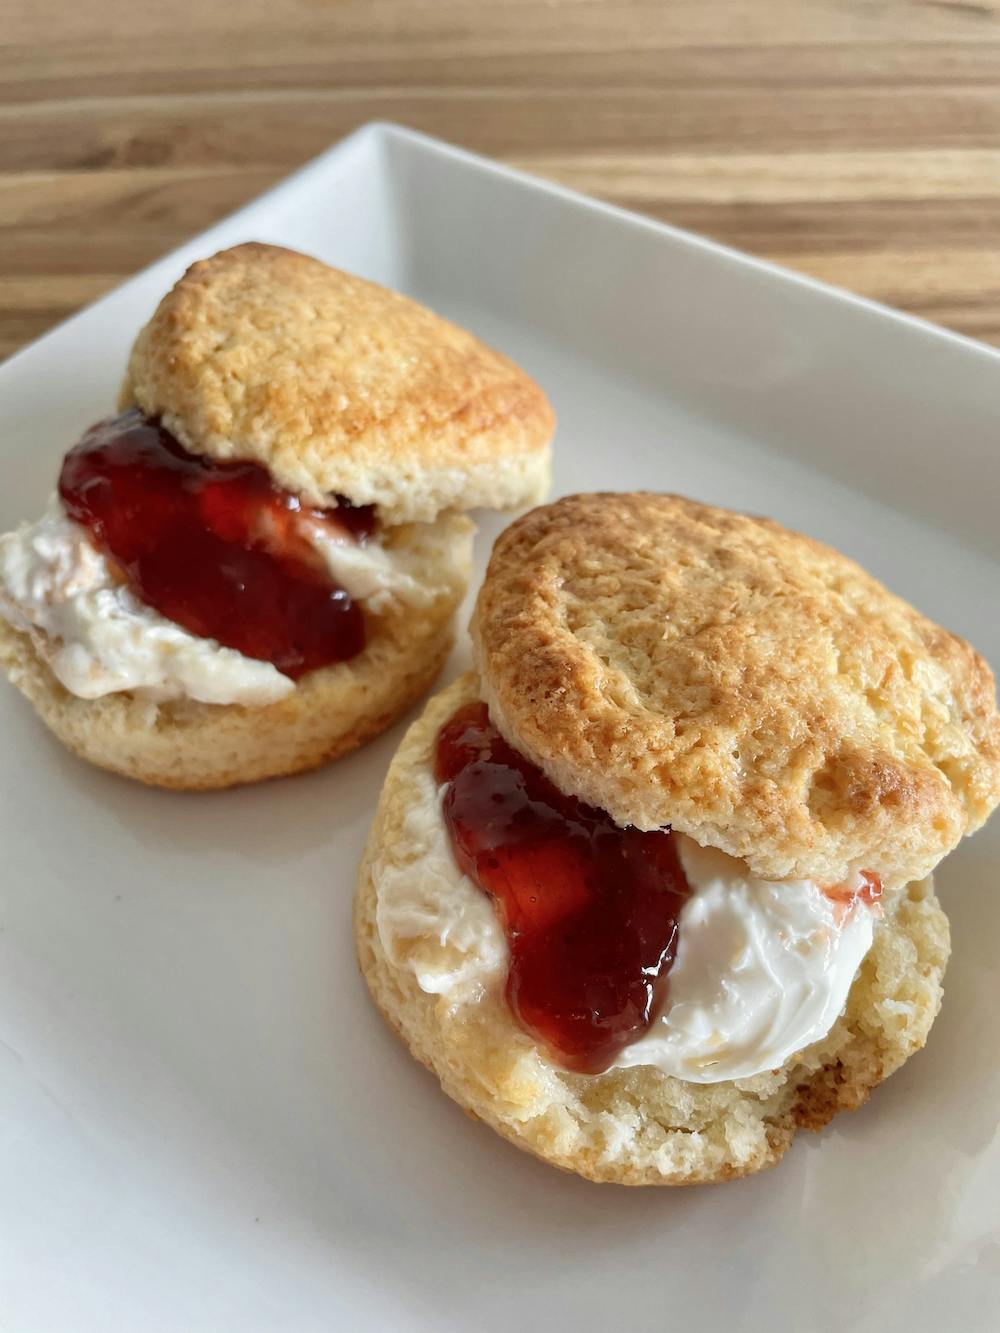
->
[59,410,376,678]
[824,869,882,926]
[435,702,692,1074]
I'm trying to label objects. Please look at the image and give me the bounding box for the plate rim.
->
[4,119,1000,385]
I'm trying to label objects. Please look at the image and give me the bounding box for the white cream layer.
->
[0,497,469,705]
[374,769,877,1084]
[614,841,874,1082]
[309,513,470,616]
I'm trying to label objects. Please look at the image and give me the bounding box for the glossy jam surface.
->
[59,410,375,678]
[434,702,692,1073]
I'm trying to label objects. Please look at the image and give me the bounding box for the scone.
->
[0,244,554,789]
[355,493,1000,1185]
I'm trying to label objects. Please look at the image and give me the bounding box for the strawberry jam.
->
[58,410,376,678]
[823,870,883,927]
[434,702,693,1073]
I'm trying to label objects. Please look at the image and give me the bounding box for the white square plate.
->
[2,124,999,1332]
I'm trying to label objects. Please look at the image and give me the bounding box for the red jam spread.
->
[824,870,882,926]
[58,410,375,679]
[434,702,693,1073]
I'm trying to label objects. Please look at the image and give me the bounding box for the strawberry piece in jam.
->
[58,410,375,679]
[434,702,692,1073]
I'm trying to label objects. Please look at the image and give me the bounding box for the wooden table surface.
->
[3,0,1000,361]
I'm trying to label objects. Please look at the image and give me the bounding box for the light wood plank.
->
[3,0,1000,352]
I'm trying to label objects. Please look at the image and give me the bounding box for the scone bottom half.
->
[356,493,1000,1186]
[0,245,555,790]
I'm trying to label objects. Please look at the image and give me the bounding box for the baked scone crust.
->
[355,673,951,1186]
[472,493,1000,887]
[0,566,462,791]
[121,244,555,524]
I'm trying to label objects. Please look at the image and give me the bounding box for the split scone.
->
[0,244,554,789]
[356,493,1000,1185]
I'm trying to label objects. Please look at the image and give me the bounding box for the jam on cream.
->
[434,701,692,1073]
[0,496,295,705]
[0,412,474,705]
[373,699,883,1082]
[58,411,374,679]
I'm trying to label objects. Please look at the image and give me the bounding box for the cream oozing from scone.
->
[375,761,508,1000]
[0,496,292,705]
[373,761,879,1084]
[308,512,472,615]
[0,497,471,705]
[614,841,875,1082]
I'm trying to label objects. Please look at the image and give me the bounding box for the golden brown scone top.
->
[121,244,554,523]
[472,492,1000,887]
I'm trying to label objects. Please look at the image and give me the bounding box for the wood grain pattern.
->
[3,0,1000,359]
